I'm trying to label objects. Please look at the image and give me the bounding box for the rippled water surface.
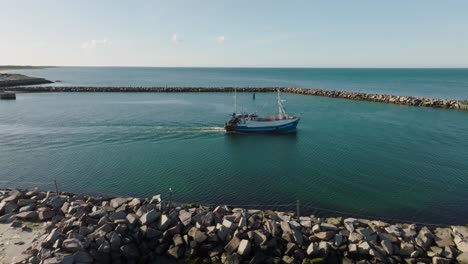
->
[1,92,467,224]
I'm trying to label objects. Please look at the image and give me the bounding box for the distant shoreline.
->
[0,65,56,71]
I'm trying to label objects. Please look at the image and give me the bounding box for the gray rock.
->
[178,210,192,226]
[19,203,36,212]
[15,211,38,220]
[453,226,468,238]
[109,210,127,221]
[334,234,343,246]
[432,256,451,264]
[149,194,161,204]
[47,196,66,209]
[399,242,415,256]
[442,245,454,259]
[434,228,454,247]
[194,230,208,243]
[38,209,55,220]
[349,232,364,243]
[120,243,140,258]
[320,223,338,231]
[289,220,301,229]
[292,229,303,245]
[128,198,141,207]
[385,225,403,236]
[318,241,329,256]
[223,218,236,230]
[358,241,370,255]
[139,209,161,225]
[306,242,319,256]
[168,246,182,259]
[284,242,297,255]
[282,255,294,264]
[315,231,335,240]
[457,252,468,264]
[98,240,111,253]
[17,198,35,207]
[224,236,241,254]
[416,226,434,249]
[157,214,171,230]
[381,239,393,255]
[126,213,139,225]
[456,238,468,253]
[226,253,242,264]
[109,232,121,251]
[238,239,251,256]
[2,189,21,202]
[300,219,312,228]
[62,238,84,253]
[281,221,292,234]
[110,197,127,208]
[173,234,184,246]
[43,228,61,246]
[73,251,93,263]
[252,230,267,245]
[312,224,321,233]
[1,201,18,214]
[217,225,231,241]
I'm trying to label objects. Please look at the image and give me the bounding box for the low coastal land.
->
[0,188,467,264]
[0,74,52,88]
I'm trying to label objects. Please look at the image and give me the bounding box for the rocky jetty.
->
[1,189,468,263]
[0,91,16,100]
[1,86,467,111]
[0,74,52,88]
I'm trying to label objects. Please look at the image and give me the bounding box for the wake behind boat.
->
[224,89,300,133]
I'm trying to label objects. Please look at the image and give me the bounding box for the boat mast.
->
[234,88,237,113]
[277,89,287,118]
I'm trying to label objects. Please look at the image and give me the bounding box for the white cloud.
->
[171,33,182,44]
[81,38,111,49]
[216,36,225,44]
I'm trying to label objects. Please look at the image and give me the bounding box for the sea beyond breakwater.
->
[1,188,468,264]
[2,86,468,111]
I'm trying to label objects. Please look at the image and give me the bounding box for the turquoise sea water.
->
[1,89,467,224]
[7,67,468,100]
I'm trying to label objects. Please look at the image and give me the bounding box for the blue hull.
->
[233,118,300,134]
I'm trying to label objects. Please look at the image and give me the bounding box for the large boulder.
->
[15,211,38,220]
[109,197,127,208]
[237,239,251,256]
[224,236,241,254]
[434,228,454,247]
[139,209,161,225]
[47,196,66,209]
[62,238,84,253]
[178,210,192,226]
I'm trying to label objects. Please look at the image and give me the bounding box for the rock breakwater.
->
[2,86,467,111]
[1,188,468,263]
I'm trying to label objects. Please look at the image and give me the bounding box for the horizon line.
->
[2,65,468,69]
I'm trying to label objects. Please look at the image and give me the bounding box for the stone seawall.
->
[1,188,467,263]
[2,86,467,111]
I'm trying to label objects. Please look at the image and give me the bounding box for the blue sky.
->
[1,0,467,67]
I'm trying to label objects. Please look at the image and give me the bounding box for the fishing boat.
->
[224,89,300,133]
